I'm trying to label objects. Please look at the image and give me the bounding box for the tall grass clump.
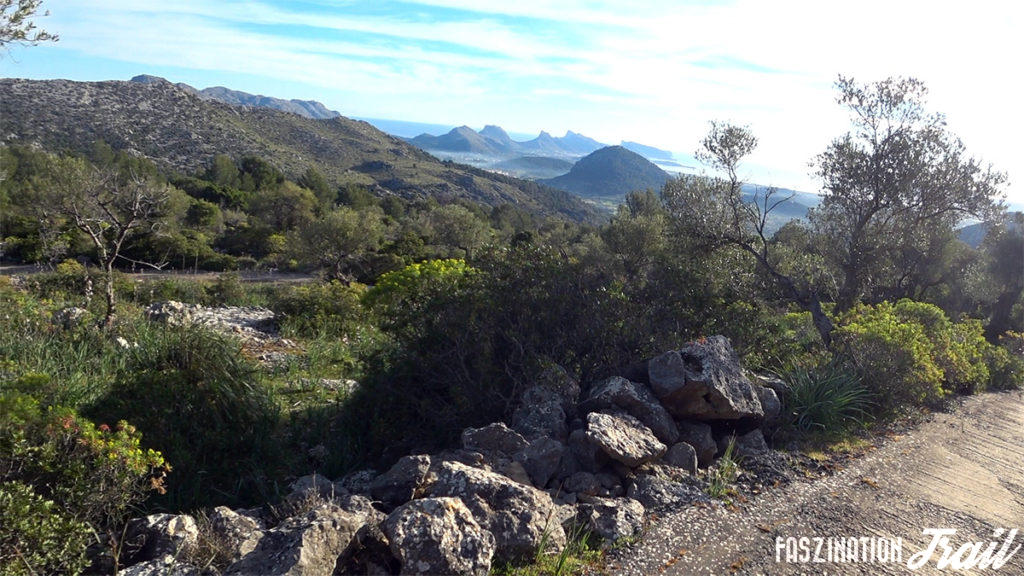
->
[87,325,284,511]
[781,360,872,434]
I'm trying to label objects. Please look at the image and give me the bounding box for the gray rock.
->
[225,503,371,576]
[384,497,495,575]
[566,428,608,473]
[369,454,433,510]
[576,497,646,544]
[581,376,679,444]
[120,556,200,576]
[511,389,569,442]
[429,460,566,561]
[287,474,337,503]
[585,412,666,468]
[52,306,89,329]
[753,382,783,429]
[563,471,601,496]
[647,337,764,422]
[627,475,709,511]
[335,469,378,496]
[209,506,264,562]
[732,429,769,458]
[519,437,565,488]
[462,423,529,457]
[124,514,199,564]
[677,421,717,468]
[662,442,698,474]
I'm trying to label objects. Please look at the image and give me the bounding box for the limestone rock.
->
[519,437,565,488]
[383,497,495,575]
[429,460,566,561]
[124,514,199,564]
[120,556,200,576]
[662,442,698,474]
[581,376,679,444]
[627,475,709,511]
[576,497,646,544]
[584,412,666,468]
[209,506,264,562]
[676,421,717,468]
[369,454,433,510]
[461,423,529,457]
[647,336,763,422]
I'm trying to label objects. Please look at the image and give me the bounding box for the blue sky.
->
[3,0,1023,202]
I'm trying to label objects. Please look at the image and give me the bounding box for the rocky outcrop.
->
[369,455,433,511]
[576,497,645,543]
[209,507,265,562]
[383,497,495,575]
[647,337,763,423]
[124,514,199,565]
[585,412,666,468]
[676,421,717,468]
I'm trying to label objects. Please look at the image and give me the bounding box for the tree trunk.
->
[103,263,117,328]
[807,293,835,349]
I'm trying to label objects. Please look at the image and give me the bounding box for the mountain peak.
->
[541,145,670,199]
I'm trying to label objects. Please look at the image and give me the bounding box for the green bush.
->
[834,301,945,408]
[88,326,282,510]
[0,481,90,576]
[273,280,369,338]
[0,389,166,541]
[986,332,1024,390]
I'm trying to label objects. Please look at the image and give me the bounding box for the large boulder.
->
[428,460,566,561]
[647,337,763,423]
[124,514,199,564]
[120,557,200,576]
[369,454,433,510]
[753,380,783,429]
[576,497,646,544]
[676,421,717,468]
[519,436,565,488]
[384,497,495,575]
[585,412,666,468]
[627,475,709,511]
[225,502,373,576]
[581,376,679,444]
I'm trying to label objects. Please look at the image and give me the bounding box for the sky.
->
[3,0,1023,203]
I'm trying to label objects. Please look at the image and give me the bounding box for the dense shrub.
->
[0,481,90,576]
[0,388,167,528]
[274,280,370,338]
[88,326,282,510]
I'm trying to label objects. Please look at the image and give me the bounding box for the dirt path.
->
[609,391,1024,575]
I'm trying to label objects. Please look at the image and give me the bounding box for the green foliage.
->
[0,481,89,576]
[781,360,872,434]
[88,326,282,509]
[273,280,370,339]
[706,437,739,501]
[986,332,1024,390]
[0,387,167,531]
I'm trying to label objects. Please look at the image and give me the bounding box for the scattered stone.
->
[647,336,764,423]
[677,421,717,468]
[120,556,200,576]
[124,514,199,564]
[576,497,646,544]
[627,475,709,511]
[581,376,680,444]
[461,423,529,457]
[52,306,89,329]
[663,442,698,474]
[384,497,495,575]
[585,412,666,468]
[429,460,566,561]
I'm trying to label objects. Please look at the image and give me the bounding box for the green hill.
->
[541,145,671,198]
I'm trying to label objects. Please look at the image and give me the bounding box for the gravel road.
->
[608,390,1024,575]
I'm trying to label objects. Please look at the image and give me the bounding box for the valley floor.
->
[609,391,1024,575]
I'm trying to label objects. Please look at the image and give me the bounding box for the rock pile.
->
[118,336,785,575]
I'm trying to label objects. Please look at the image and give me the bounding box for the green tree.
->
[811,76,1005,310]
[294,206,387,281]
[0,0,57,51]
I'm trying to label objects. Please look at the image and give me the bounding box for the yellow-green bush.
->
[0,481,90,576]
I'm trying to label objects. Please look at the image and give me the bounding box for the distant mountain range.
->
[0,76,599,222]
[410,125,607,159]
[130,75,342,120]
[541,146,671,198]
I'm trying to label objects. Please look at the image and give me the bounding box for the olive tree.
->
[811,76,1006,309]
[0,0,57,50]
[42,156,170,326]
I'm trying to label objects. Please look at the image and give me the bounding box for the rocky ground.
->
[608,390,1024,576]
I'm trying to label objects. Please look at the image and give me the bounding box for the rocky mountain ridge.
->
[0,77,599,222]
